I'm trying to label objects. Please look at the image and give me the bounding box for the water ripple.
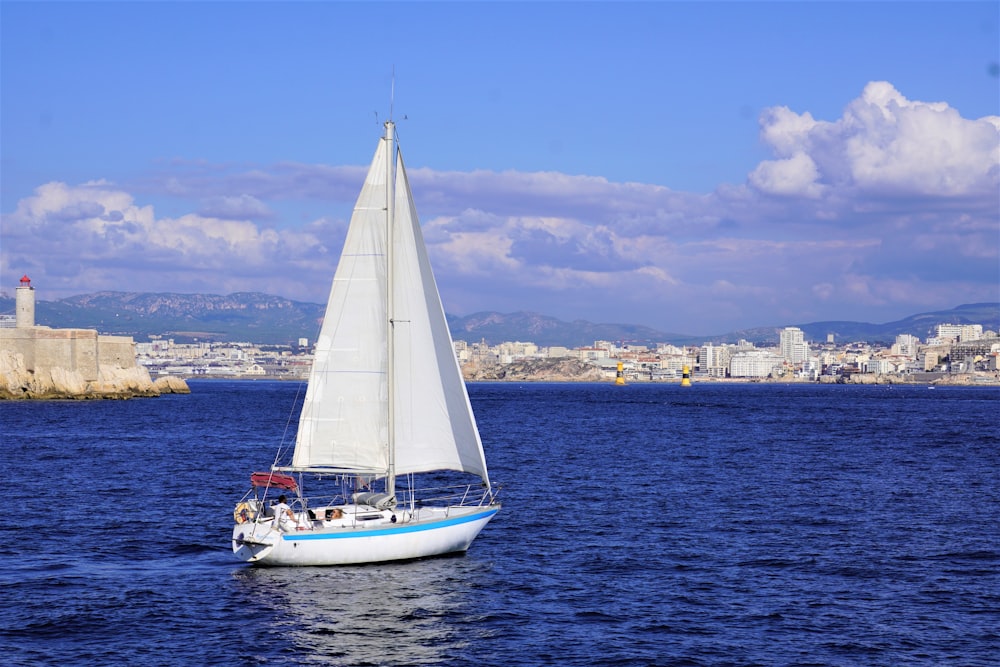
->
[2,381,998,666]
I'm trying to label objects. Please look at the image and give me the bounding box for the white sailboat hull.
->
[232,505,499,566]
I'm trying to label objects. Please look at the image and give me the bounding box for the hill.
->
[448,304,999,346]
[0,292,996,346]
[445,311,689,348]
[792,302,1000,345]
[0,291,325,345]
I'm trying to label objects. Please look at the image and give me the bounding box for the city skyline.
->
[2,2,998,334]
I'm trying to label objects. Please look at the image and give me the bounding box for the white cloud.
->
[759,106,822,158]
[197,194,273,220]
[752,81,1000,199]
[748,152,825,198]
[1,181,336,299]
[2,82,997,333]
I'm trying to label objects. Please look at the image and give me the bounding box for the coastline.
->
[151,371,1000,387]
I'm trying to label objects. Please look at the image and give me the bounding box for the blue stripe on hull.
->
[283,508,499,542]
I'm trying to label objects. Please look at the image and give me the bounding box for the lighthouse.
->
[15,275,35,328]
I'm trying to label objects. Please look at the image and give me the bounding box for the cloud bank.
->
[3,83,998,335]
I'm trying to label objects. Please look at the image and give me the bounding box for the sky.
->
[2,1,998,337]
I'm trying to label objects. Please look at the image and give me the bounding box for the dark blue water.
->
[2,381,998,666]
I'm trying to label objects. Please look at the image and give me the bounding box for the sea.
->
[1,380,998,666]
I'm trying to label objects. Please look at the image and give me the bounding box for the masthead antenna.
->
[390,66,395,122]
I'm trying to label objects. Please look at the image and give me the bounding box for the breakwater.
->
[0,328,189,400]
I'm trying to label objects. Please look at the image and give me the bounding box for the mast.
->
[385,119,396,499]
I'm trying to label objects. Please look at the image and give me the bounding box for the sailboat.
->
[232,120,500,566]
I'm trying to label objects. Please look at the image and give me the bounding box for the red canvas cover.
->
[250,471,298,491]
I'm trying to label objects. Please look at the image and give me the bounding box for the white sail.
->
[291,138,390,473]
[290,127,489,484]
[391,150,490,482]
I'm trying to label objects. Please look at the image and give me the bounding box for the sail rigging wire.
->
[273,380,307,465]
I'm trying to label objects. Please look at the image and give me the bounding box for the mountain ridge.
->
[1,292,996,347]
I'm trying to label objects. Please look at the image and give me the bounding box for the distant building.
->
[779,327,809,365]
[893,334,920,358]
[657,352,697,377]
[959,325,983,342]
[730,350,785,378]
[698,343,730,378]
[935,324,982,342]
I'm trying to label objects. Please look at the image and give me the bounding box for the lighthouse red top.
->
[20,275,31,286]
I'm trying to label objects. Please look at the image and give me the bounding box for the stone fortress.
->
[0,276,189,399]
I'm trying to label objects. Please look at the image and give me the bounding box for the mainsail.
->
[290,125,489,485]
[291,137,389,473]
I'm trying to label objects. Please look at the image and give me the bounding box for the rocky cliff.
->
[0,349,190,400]
[817,372,999,385]
[463,357,606,382]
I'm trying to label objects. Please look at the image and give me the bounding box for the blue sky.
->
[2,1,998,336]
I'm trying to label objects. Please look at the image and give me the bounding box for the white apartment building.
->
[495,341,539,363]
[960,324,983,341]
[658,353,697,374]
[698,343,731,378]
[935,324,982,342]
[730,350,785,378]
[892,334,921,358]
[779,327,809,365]
[865,357,903,374]
[453,340,472,363]
[934,324,962,341]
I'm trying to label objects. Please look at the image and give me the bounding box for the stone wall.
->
[98,335,140,369]
[0,327,189,400]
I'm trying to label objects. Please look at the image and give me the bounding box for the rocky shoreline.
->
[818,372,999,385]
[0,349,190,400]
[463,357,606,382]
[459,358,999,386]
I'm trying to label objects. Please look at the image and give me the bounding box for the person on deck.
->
[273,495,297,532]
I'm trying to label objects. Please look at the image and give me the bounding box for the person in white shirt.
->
[273,495,296,532]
